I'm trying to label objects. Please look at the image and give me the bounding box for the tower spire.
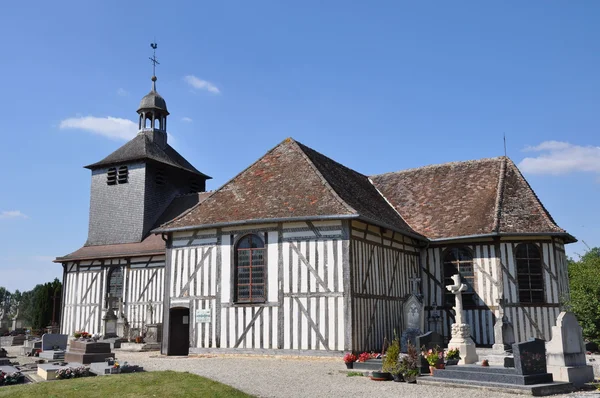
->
[149,42,159,91]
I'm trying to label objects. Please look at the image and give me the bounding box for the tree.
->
[568,247,600,343]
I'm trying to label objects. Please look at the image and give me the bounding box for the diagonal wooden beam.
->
[290,243,329,292]
[137,269,158,302]
[361,246,375,294]
[179,247,213,297]
[80,273,100,304]
[234,307,264,348]
[294,297,329,350]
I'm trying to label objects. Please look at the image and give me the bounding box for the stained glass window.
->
[235,234,266,303]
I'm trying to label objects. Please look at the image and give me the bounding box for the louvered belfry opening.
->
[117,166,128,184]
[235,234,266,303]
[107,167,117,185]
[155,169,166,185]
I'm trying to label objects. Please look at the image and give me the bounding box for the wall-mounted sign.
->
[195,309,211,323]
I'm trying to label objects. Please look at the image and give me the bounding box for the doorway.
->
[168,307,190,356]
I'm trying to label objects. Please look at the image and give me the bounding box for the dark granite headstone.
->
[416,331,444,374]
[64,340,114,364]
[585,341,598,353]
[513,338,547,376]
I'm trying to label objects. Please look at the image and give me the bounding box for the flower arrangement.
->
[422,346,443,366]
[357,352,378,362]
[0,370,22,386]
[56,366,89,380]
[446,347,460,360]
[343,353,357,364]
[73,331,90,340]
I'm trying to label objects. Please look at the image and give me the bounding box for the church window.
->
[108,267,124,298]
[107,168,117,185]
[443,247,476,308]
[515,243,544,303]
[234,234,266,303]
[117,166,128,184]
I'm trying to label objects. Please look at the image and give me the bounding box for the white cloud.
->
[184,75,220,94]
[60,116,138,141]
[181,117,193,123]
[0,210,28,220]
[519,141,600,176]
[117,88,129,96]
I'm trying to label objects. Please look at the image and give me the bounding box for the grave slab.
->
[39,350,66,360]
[36,363,83,381]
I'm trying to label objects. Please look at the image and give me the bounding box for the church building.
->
[55,67,575,356]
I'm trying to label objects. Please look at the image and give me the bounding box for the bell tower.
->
[137,42,169,149]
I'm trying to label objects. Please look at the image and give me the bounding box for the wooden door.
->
[168,308,190,356]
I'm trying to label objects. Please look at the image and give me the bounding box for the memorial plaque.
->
[195,309,211,323]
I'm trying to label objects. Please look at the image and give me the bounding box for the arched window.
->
[443,247,476,308]
[515,243,544,303]
[108,267,124,298]
[235,234,266,303]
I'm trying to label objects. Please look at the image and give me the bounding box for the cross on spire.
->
[149,42,160,79]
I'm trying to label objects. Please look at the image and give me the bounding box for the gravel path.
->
[5,346,600,398]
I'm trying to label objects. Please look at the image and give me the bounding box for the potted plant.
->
[399,342,420,383]
[422,346,444,374]
[445,347,461,366]
[343,353,357,369]
[382,337,401,381]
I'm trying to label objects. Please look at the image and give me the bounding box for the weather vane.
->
[149,42,159,77]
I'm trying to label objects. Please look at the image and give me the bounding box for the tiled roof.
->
[55,192,212,262]
[84,133,210,178]
[157,138,423,238]
[370,157,570,241]
[55,233,165,262]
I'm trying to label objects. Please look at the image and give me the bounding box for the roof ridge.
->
[291,139,358,215]
[492,157,507,233]
[367,177,419,234]
[371,156,505,178]
[506,158,564,232]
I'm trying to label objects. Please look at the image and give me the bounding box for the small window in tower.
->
[107,168,117,185]
[155,169,166,185]
[117,166,128,184]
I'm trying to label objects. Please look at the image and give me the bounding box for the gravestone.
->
[492,300,515,354]
[116,299,129,340]
[39,333,68,360]
[103,307,118,338]
[401,278,424,353]
[416,331,444,374]
[41,333,68,351]
[546,312,594,387]
[64,340,114,364]
[513,338,547,376]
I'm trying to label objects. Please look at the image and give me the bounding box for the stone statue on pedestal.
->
[446,274,478,364]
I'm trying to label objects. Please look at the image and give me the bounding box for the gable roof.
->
[156,138,424,239]
[370,157,574,242]
[84,133,211,178]
[55,191,212,262]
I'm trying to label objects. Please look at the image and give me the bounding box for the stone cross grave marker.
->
[446,274,478,364]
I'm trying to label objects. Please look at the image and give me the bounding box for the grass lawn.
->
[0,371,254,398]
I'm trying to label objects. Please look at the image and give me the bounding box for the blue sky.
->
[1,1,599,292]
